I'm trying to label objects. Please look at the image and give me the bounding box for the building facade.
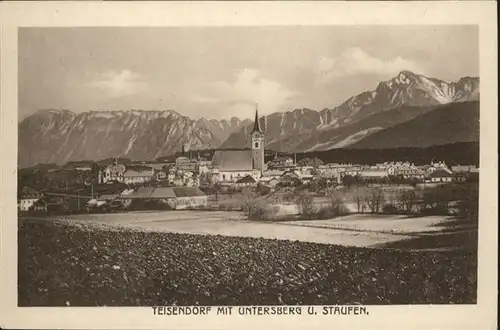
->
[18,186,43,212]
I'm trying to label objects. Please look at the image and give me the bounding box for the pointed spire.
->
[252,102,262,133]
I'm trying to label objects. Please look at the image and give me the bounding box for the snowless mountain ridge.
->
[19,71,479,167]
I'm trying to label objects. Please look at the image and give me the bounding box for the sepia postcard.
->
[0,1,498,329]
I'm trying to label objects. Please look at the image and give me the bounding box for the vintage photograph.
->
[17,25,480,307]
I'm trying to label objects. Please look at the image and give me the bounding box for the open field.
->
[18,218,477,306]
[287,214,455,234]
[28,210,471,248]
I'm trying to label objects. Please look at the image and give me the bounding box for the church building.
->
[211,105,265,183]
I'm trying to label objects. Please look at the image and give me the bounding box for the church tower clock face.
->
[252,132,262,149]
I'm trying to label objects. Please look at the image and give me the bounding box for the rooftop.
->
[211,150,253,171]
[428,169,453,178]
[237,175,256,184]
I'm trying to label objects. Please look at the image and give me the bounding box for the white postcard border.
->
[0,1,497,329]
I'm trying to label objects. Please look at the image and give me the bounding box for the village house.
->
[32,199,48,213]
[175,156,190,165]
[294,166,314,184]
[97,194,119,202]
[386,165,397,176]
[162,163,176,173]
[393,162,425,179]
[18,186,43,212]
[236,175,257,188]
[198,159,212,175]
[426,161,452,175]
[155,170,167,180]
[262,169,285,179]
[175,155,198,172]
[167,170,199,187]
[86,198,107,208]
[121,187,157,200]
[267,155,295,169]
[341,165,363,177]
[123,166,155,185]
[452,165,479,173]
[426,169,453,183]
[258,177,279,189]
[99,159,126,184]
[451,165,479,182]
[182,171,199,187]
[280,172,301,186]
[134,186,208,210]
[167,169,177,184]
[173,176,184,187]
[317,164,346,182]
[32,196,67,214]
[358,167,388,180]
[120,188,135,196]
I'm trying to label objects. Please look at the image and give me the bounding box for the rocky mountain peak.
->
[19,72,480,167]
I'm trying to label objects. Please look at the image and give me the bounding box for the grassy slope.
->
[296,104,438,151]
[19,219,477,306]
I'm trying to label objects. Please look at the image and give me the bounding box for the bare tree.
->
[398,189,417,213]
[295,192,315,216]
[241,188,259,217]
[326,188,347,215]
[353,187,368,213]
[213,180,222,201]
[364,188,385,213]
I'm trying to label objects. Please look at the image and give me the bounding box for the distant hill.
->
[350,101,479,149]
[301,142,479,167]
[296,103,440,151]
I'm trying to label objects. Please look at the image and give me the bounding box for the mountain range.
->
[18,71,479,168]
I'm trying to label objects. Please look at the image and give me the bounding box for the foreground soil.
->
[18,218,477,306]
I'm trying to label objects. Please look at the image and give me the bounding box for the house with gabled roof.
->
[426,169,453,183]
[18,186,43,212]
[236,175,257,188]
[144,187,208,210]
[32,196,68,214]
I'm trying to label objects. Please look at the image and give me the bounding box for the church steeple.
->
[252,103,262,133]
[250,102,265,172]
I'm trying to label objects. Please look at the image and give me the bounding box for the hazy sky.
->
[19,26,478,121]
